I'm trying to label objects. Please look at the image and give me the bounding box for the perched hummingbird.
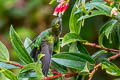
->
[29,17,62,77]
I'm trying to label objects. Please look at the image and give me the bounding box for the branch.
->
[6,42,120,80]
[88,53,120,80]
[40,72,78,80]
[83,42,120,53]
[7,61,77,80]
[108,53,120,61]
[7,61,24,68]
[88,63,101,80]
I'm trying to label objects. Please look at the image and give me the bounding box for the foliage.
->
[0,0,120,80]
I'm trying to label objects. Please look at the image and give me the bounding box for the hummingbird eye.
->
[56,23,59,26]
[55,23,60,28]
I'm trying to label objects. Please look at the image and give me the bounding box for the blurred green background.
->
[0,0,120,80]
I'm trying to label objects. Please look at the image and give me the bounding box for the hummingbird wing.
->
[41,39,53,77]
[30,47,41,62]
[27,29,51,49]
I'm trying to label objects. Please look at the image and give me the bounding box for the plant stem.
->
[40,72,77,80]
[6,41,120,80]
[108,53,120,61]
[83,42,120,53]
[6,61,78,80]
[88,53,120,80]
[82,75,86,80]
[88,63,101,80]
[7,61,24,68]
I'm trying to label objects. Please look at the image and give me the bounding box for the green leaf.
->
[20,62,44,79]
[0,72,9,80]
[62,33,82,47]
[24,37,34,54]
[52,52,95,70]
[49,0,56,4]
[34,62,44,79]
[77,42,89,54]
[9,25,33,64]
[91,50,107,60]
[105,21,117,39]
[91,0,105,3]
[111,25,120,49]
[81,0,88,14]
[78,10,107,22]
[99,19,117,46]
[52,57,84,69]
[69,0,83,34]
[101,59,120,76]
[69,42,78,52]
[114,78,120,80]
[98,33,104,46]
[18,71,36,79]
[99,19,117,39]
[91,2,111,14]
[79,62,89,75]
[27,77,38,80]
[0,41,9,62]
[77,1,112,22]
[20,63,35,73]
[51,61,67,73]
[53,39,60,53]
[99,19,117,35]
[0,62,19,69]
[0,68,17,80]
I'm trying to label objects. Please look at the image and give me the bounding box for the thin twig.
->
[6,61,78,80]
[88,53,120,80]
[108,53,120,61]
[83,42,120,53]
[7,61,24,68]
[6,42,120,80]
[40,72,78,80]
[40,72,62,80]
[88,63,101,80]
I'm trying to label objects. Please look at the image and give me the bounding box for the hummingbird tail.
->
[41,39,53,77]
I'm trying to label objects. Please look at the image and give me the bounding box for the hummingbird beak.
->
[58,14,62,27]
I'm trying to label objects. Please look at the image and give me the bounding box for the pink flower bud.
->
[113,11,118,16]
[111,7,118,16]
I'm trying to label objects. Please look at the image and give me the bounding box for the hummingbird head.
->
[51,17,62,28]
[51,17,62,36]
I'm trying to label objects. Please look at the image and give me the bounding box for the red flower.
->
[53,0,69,16]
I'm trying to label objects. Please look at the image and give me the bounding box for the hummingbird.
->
[29,17,62,77]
